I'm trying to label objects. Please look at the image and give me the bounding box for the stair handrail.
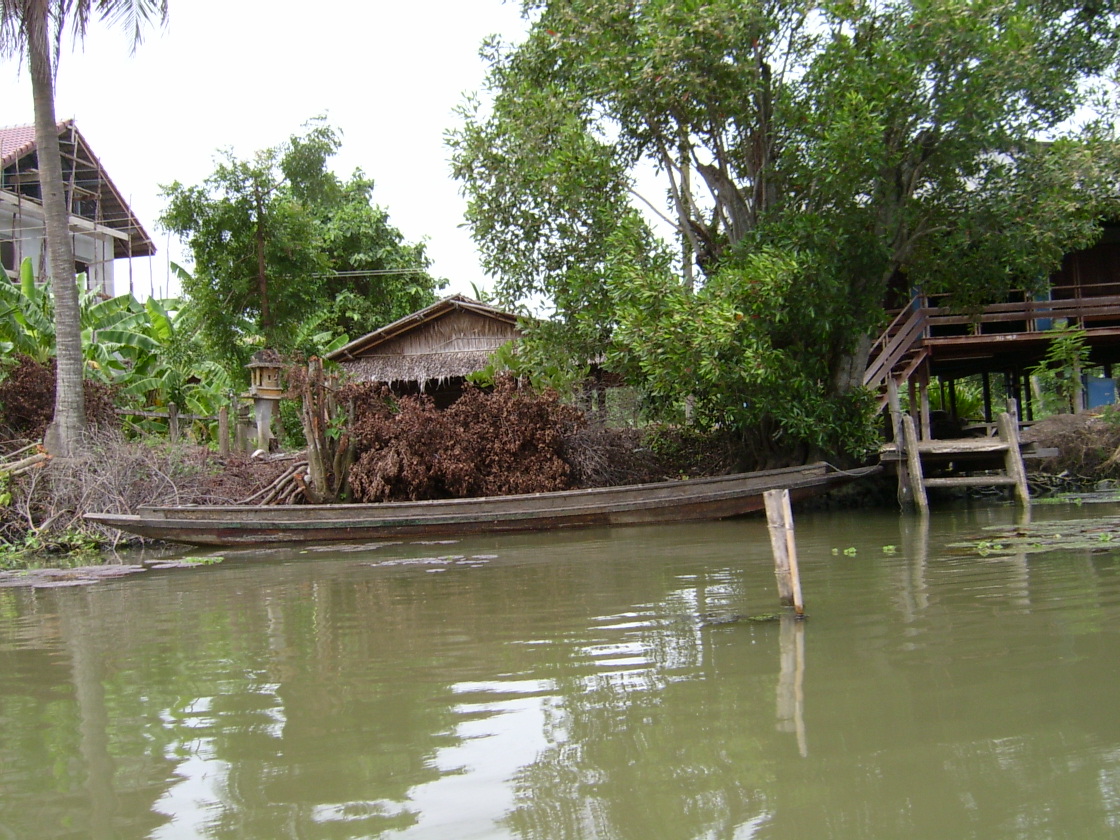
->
[863,298,929,390]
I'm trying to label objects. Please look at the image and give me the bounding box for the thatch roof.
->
[327,294,523,386]
[343,350,502,385]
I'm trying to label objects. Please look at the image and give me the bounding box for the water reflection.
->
[776,616,807,758]
[1,506,1119,838]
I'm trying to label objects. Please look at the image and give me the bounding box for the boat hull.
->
[85,462,879,547]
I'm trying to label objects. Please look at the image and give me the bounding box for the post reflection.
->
[776,615,807,758]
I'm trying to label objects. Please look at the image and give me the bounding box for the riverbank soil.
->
[1021,410,1120,486]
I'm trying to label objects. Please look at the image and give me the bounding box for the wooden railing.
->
[921,292,1120,335]
[863,286,1120,403]
[117,403,235,453]
[863,299,928,391]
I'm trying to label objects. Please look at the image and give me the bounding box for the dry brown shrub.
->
[345,384,452,501]
[442,378,585,496]
[560,423,663,487]
[343,377,586,502]
[0,355,118,441]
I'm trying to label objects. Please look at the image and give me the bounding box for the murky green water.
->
[2,502,1120,839]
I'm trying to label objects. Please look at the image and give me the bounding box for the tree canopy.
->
[161,120,444,373]
[450,0,1120,461]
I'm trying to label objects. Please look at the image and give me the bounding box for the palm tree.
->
[0,0,168,455]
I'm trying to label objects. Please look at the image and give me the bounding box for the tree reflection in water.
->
[1,510,1120,839]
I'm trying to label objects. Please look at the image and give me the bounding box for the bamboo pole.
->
[764,488,804,616]
[0,442,40,463]
[1,452,49,475]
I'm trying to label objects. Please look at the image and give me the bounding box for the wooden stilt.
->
[997,411,1031,506]
[888,380,912,507]
[764,489,804,616]
[919,364,932,441]
[902,414,929,512]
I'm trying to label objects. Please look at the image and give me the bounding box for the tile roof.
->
[0,123,41,168]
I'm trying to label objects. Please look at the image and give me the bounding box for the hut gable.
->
[326,294,522,391]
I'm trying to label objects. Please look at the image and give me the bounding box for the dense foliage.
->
[0,259,233,441]
[161,120,444,375]
[450,0,1120,462]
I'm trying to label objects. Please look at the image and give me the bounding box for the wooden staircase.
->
[878,390,1030,511]
[864,303,1029,509]
[863,302,929,409]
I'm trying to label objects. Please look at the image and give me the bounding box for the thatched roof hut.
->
[326,294,522,406]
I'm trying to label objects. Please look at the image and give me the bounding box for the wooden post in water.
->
[902,413,929,513]
[888,380,912,508]
[997,410,1031,506]
[764,488,804,616]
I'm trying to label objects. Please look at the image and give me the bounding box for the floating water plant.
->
[946,516,1120,557]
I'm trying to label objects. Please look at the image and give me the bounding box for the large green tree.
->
[450,0,1120,460]
[161,121,443,374]
[0,0,168,455]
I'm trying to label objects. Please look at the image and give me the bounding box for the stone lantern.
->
[246,350,283,451]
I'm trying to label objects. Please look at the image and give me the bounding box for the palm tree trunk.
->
[26,0,86,455]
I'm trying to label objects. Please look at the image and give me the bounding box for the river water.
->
[1,501,1119,839]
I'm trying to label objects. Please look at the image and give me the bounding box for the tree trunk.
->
[26,1,86,455]
[830,331,873,396]
[253,185,272,334]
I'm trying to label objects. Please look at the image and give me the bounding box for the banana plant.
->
[0,258,157,375]
[0,258,56,364]
[112,295,236,441]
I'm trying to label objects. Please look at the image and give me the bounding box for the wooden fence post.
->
[218,405,230,456]
[764,488,804,616]
[235,409,246,453]
[168,402,179,444]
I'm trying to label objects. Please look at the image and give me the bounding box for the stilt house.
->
[1,120,154,296]
[326,294,522,408]
[865,222,1120,439]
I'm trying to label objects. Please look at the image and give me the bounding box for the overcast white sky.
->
[0,0,531,300]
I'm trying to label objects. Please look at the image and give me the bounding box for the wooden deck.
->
[865,282,1120,424]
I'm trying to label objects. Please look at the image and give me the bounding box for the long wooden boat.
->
[85,461,880,547]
